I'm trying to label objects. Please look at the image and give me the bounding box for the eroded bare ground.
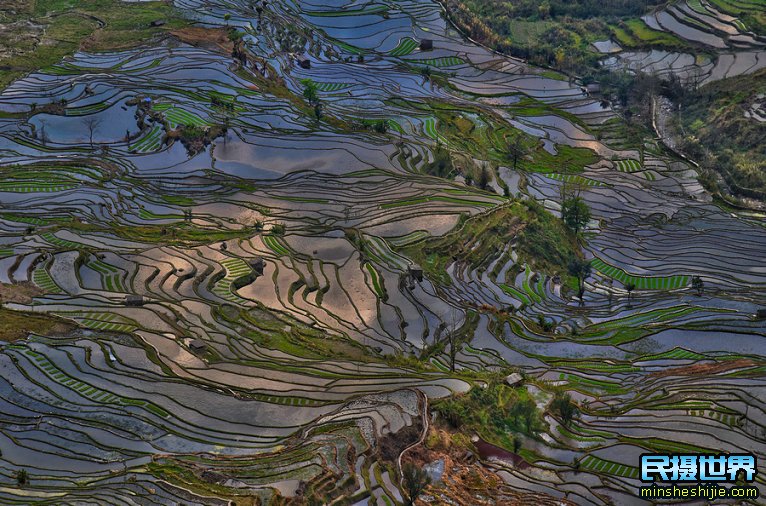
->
[0,281,42,304]
[0,0,42,61]
[170,27,235,53]
[405,427,577,505]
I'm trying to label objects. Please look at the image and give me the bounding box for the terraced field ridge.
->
[0,0,764,504]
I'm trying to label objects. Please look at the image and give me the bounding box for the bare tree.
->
[343,205,354,226]
[507,133,528,171]
[82,117,103,148]
[222,114,231,145]
[441,308,462,372]
[38,120,50,146]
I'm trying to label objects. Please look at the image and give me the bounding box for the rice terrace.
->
[0,0,764,504]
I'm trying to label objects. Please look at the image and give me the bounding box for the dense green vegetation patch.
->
[410,56,465,68]
[440,0,678,74]
[32,265,64,294]
[153,104,209,128]
[0,308,74,341]
[409,100,599,182]
[706,0,766,33]
[263,235,290,256]
[434,379,543,450]
[389,37,419,57]
[365,263,386,299]
[398,200,580,285]
[588,305,705,333]
[87,259,126,292]
[561,373,629,395]
[591,258,689,289]
[580,455,640,479]
[612,18,688,49]
[639,347,706,361]
[677,70,766,201]
[545,173,605,187]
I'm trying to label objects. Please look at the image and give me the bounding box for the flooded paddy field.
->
[0,0,764,504]
[600,0,766,85]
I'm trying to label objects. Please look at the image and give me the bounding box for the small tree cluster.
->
[550,391,578,426]
[568,257,591,301]
[561,195,591,235]
[301,79,324,121]
[16,469,28,487]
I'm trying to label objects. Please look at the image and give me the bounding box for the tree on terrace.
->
[402,462,431,506]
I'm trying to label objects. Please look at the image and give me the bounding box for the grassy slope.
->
[0,0,189,91]
[706,0,766,33]
[433,378,544,451]
[416,99,598,180]
[442,0,764,205]
[611,18,689,49]
[680,69,766,198]
[440,0,696,74]
[399,200,580,286]
[0,307,75,341]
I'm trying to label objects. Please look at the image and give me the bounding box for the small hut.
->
[125,295,144,307]
[408,265,423,283]
[505,373,523,387]
[297,55,311,69]
[585,83,601,95]
[189,339,207,353]
[250,257,266,276]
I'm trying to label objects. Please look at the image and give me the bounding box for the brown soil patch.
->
[403,428,576,506]
[649,358,760,378]
[0,307,76,342]
[379,418,423,462]
[0,281,43,304]
[1,282,75,341]
[170,27,233,54]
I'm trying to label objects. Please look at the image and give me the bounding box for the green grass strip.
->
[592,258,688,290]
